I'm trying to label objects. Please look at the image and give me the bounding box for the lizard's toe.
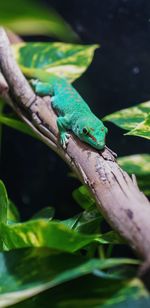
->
[30,79,39,88]
[60,132,70,149]
[51,96,55,103]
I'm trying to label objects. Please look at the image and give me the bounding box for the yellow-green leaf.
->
[103,101,150,140]
[0,248,139,307]
[118,154,150,196]
[12,42,99,82]
[126,113,150,139]
[72,185,96,210]
[118,154,150,176]
[0,0,78,41]
[1,219,122,253]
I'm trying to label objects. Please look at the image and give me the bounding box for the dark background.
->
[1,0,150,220]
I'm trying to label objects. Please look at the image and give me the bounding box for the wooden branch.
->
[0,27,150,262]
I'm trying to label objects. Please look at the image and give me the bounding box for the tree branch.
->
[0,27,150,263]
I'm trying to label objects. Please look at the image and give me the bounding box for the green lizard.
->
[22,67,108,150]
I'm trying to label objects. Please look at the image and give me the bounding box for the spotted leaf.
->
[12,42,99,82]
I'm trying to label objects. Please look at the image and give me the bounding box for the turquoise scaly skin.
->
[31,76,108,149]
[23,68,108,150]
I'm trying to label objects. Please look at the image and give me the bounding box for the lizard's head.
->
[75,118,108,150]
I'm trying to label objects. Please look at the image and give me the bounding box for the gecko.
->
[22,67,108,150]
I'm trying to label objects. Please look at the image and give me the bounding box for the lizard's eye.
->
[101,127,104,132]
[82,127,88,135]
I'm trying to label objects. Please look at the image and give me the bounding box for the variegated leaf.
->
[103,101,150,140]
[126,113,150,139]
[12,42,99,82]
[118,154,150,196]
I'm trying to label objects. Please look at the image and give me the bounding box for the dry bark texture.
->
[0,28,150,263]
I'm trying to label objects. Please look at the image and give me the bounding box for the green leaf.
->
[12,42,99,82]
[103,279,148,307]
[0,180,8,225]
[0,180,20,225]
[63,208,102,235]
[0,0,78,41]
[118,154,150,176]
[1,219,123,252]
[118,154,150,196]
[0,183,121,253]
[0,181,9,251]
[102,279,148,308]
[1,220,97,252]
[72,185,96,210]
[99,231,124,245]
[62,211,123,245]
[0,114,38,139]
[11,277,146,308]
[103,101,150,140]
[0,248,139,307]
[7,200,20,224]
[0,99,5,155]
[110,297,150,308]
[31,207,55,221]
[126,113,150,139]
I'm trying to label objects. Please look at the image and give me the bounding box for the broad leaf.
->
[0,248,139,307]
[0,181,20,225]
[62,211,123,245]
[126,113,150,139]
[118,154,150,196]
[72,185,96,210]
[7,200,20,224]
[31,207,55,221]
[103,279,148,307]
[11,277,146,308]
[62,208,102,234]
[1,219,123,252]
[12,42,99,82]
[110,297,150,308]
[118,154,150,176]
[103,101,150,140]
[100,231,124,245]
[0,0,78,41]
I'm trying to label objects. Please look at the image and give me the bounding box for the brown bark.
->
[0,27,150,263]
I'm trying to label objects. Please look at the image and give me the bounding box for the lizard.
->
[21,67,108,151]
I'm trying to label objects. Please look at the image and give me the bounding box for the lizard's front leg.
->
[30,79,54,96]
[57,116,71,149]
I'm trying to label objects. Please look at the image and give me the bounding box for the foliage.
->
[0,0,78,41]
[0,181,145,308]
[103,101,150,140]
[0,114,37,139]
[118,154,150,196]
[0,6,149,307]
[12,42,99,82]
[0,40,98,140]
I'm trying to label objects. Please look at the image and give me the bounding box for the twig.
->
[0,28,150,264]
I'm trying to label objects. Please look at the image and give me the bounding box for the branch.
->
[0,28,150,263]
